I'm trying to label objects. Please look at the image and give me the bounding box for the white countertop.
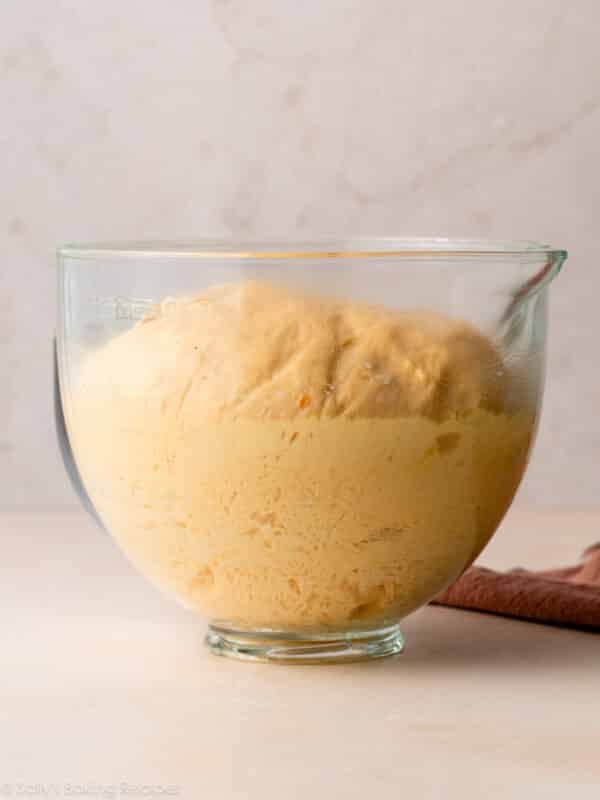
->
[2,509,600,799]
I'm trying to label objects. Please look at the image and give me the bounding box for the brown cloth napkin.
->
[431,543,600,630]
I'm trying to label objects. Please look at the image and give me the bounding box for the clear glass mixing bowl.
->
[55,239,566,663]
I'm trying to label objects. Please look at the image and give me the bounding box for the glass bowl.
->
[55,238,567,663]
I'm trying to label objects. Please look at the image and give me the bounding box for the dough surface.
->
[69,281,532,629]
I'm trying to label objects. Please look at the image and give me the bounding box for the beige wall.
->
[2,0,599,508]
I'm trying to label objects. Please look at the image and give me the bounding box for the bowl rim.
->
[57,237,568,261]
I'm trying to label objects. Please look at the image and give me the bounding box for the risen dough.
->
[69,281,532,629]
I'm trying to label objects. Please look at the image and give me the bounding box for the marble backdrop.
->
[1,0,599,508]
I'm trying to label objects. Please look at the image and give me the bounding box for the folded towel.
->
[431,543,600,630]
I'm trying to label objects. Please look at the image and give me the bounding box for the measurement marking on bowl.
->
[90,296,156,320]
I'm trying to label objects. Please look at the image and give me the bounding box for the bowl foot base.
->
[205,623,404,664]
